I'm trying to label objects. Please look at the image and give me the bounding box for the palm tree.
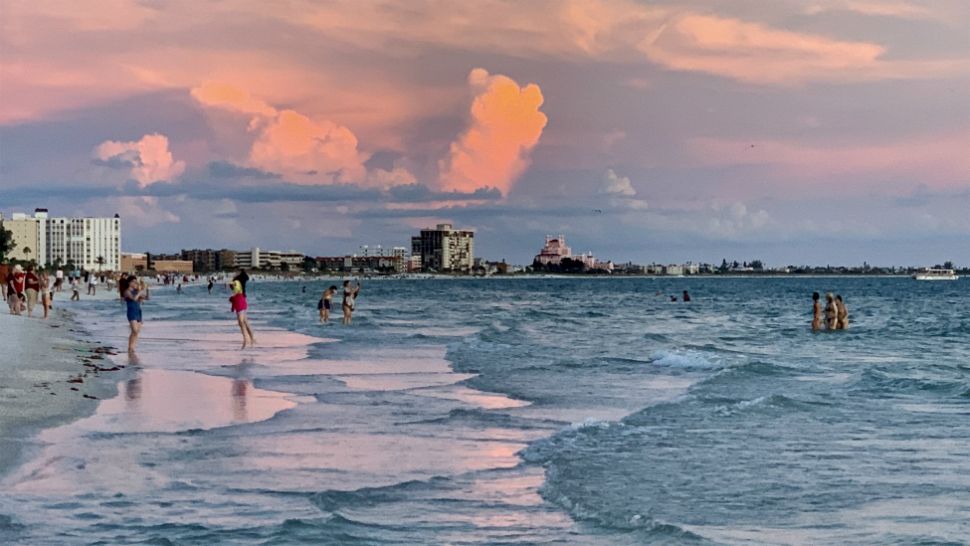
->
[96,256,105,272]
[0,224,14,262]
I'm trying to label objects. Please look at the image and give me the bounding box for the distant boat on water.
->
[912,268,959,281]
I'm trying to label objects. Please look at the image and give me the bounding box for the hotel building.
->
[411,223,475,273]
[1,209,121,271]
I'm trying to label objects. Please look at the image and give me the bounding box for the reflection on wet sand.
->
[62,369,296,435]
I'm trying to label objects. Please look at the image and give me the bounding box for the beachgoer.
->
[824,293,838,330]
[207,279,214,294]
[24,265,40,317]
[811,292,822,331]
[70,279,80,301]
[682,290,691,302]
[319,285,337,323]
[176,283,182,294]
[670,295,678,302]
[88,274,98,296]
[230,280,256,349]
[122,274,149,353]
[6,267,22,315]
[836,295,849,330]
[55,269,64,292]
[10,265,26,315]
[342,280,361,325]
[40,272,52,319]
[233,269,250,296]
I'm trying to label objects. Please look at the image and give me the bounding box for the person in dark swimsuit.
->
[122,275,149,353]
[233,269,250,296]
[319,285,337,323]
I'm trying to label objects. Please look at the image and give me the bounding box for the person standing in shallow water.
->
[811,292,823,331]
[122,275,149,353]
[824,293,839,330]
[319,285,337,323]
[342,280,360,325]
[836,295,849,330]
[230,280,256,349]
[233,268,250,296]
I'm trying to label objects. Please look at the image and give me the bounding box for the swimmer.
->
[342,280,361,325]
[319,285,337,323]
[824,292,838,330]
[682,290,691,303]
[811,292,822,331]
[836,295,849,330]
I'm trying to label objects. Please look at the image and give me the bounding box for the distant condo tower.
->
[410,223,475,273]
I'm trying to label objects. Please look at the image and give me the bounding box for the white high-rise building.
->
[2,209,121,270]
[45,214,122,271]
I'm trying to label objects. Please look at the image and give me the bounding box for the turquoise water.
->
[1,277,969,545]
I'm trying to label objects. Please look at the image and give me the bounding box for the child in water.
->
[319,285,337,323]
[230,280,256,349]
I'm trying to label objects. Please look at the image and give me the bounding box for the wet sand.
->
[0,309,122,478]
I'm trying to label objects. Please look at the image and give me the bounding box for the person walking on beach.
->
[836,295,849,330]
[7,266,24,315]
[121,274,149,353]
[9,265,26,315]
[811,292,823,331]
[87,273,98,296]
[24,265,41,318]
[342,280,360,325]
[230,280,256,349]
[70,278,80,301]
[40,272,52,319]
[319,285,337,323]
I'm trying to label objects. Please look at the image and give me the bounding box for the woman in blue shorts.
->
[121,275,149,353]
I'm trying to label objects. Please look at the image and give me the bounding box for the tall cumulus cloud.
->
[191,83,371,185]
[93,133,185,187]
[438,68,548,194]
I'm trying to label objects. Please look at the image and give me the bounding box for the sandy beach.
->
[0,301,124,478]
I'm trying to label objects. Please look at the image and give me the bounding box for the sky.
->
[0,0,968,267]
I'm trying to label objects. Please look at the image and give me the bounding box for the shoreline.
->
[0,305,125,479]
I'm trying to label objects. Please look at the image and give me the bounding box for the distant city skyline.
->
[1,1,968,266]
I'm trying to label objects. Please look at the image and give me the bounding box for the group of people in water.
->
[812,291,849,331]
[317,281,361,325]
[119,269,363,354]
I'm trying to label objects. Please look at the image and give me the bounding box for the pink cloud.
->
[250,110,368,184]
[94,133,185,187]
[192,83,374,185]
[438,69,548,194]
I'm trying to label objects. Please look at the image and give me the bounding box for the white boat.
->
[912,268,959,281]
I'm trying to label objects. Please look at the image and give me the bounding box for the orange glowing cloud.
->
[192,82,371,184]
[251,109,367,183]
[438,69,548,194]
[94,133,185,187]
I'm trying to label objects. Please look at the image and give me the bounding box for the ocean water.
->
[1,277,969,545]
